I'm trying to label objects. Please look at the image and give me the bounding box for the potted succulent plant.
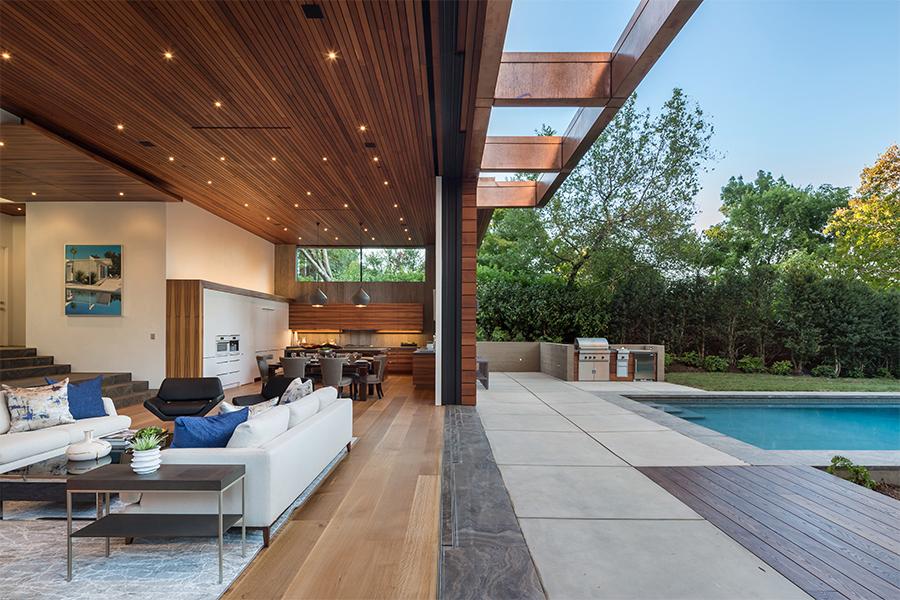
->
[128,426,167,475]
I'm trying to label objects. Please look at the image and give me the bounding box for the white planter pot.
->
[66,430,112,462]
[131,447,162,475]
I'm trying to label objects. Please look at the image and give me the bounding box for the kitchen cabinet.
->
[386,347,416,374]
[412,350,435,388]
[288,303,423,332]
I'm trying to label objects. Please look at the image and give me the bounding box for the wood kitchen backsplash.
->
[288,302,424,333]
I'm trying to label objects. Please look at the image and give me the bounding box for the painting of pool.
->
[65,290,122,315]
[659,403,900,450]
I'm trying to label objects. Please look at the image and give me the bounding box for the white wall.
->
[0,213,26,345]
[166,201,274,294]
[25,203,167,386]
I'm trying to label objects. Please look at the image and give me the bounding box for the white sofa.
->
[0,394,131,473]
[126,388,353,543]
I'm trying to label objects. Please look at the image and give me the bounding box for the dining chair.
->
[281,356,307,379]
[367,354,388,399]
[256,355,271,386]
[320,356,354,398]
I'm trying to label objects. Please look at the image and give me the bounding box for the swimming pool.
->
[656,403,900,450]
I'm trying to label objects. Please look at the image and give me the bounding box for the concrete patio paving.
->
[477,372,810,599]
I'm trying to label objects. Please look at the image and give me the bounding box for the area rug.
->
[0,449,347,600]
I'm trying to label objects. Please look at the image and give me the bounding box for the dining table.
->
[270,356,374,401]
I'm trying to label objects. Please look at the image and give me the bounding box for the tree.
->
[705,172,849,270]
[825,144,900,288]
[542,89,716,288]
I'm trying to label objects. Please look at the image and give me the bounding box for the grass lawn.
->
[666,372,900,392]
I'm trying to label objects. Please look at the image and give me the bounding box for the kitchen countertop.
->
[413,348,435,355]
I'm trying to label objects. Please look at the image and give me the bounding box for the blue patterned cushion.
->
[2,380,75,432]
[171,408,249,448]
[45,376,105,419]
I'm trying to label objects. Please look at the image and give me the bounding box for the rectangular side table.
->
[66,464,246,583]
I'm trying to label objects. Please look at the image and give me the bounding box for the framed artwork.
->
[64,244,122,316]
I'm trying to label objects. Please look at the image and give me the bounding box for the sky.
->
[489,0,900,230]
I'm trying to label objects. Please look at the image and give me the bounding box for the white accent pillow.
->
[0,392,10,434]
[1,379,75,433]
[226,405,290,448]
[279,378,314,405]
[219,398,278,418]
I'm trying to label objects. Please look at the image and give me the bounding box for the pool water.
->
[663,404,900,450]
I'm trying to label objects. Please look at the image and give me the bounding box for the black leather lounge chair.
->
[232,375,297,407]
[143,377,225,421]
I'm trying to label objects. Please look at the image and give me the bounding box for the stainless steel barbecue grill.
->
[575,337,611,381]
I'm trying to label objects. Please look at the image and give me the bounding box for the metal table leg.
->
[105,492,110,557]
[241,476,246,557]
[218,490,224,584]
[66,491,73,581]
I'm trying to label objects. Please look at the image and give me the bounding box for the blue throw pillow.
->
[45,375,105,419]
[171,409,249,448]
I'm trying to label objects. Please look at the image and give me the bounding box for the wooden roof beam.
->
[481,136,562,172]
[535,0,702,206]
[476,178,539,208]
[494,52,612,107]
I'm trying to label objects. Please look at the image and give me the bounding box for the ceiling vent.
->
[301,4,324,19]
[364,142,376,149]
[138,140,156,147]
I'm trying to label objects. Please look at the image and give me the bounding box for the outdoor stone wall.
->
[476,342,541,372]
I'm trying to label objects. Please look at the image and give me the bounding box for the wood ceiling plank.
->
[0,0,435,246]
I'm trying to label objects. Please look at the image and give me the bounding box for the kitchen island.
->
[412,348,435,389]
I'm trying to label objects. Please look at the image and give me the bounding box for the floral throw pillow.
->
[278,378,314,405]
[2,379,75,433]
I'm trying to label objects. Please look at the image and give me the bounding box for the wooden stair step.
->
[0,346,38,359]
[0,363,71,381]
[0,355,55,369]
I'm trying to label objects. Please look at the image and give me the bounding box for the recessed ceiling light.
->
[116,123,125,131]
[1,52,11,61]
[404,228,408,232]
[326,50,338,61]
[17,207,22,211]
[371,237,375,241]
[207,180,213,185]
[31,192,37,196]
[322,156,328,162]
[408,237,412,241]
[219,156,226,161]
[383,180,388,185]
[334,236,339,241]
[271,156,277,161]
[0,141,5,147]
[306,191,312,196]
[363,227,368,232]
[343,203,348,208]
[118,192,125,197]
[298,236,302,240]
[373,156,379,162]
[294,203,299,208]
[243,203,249,207]
[168,156,175,162]
[323,227,328,232]
[393,203,398,208]
[400,217,404,222]
[359,125,367,132]
[163,50,174,60]
[283,227,288,232]
[266,216,271,221]
[214,100,223,108]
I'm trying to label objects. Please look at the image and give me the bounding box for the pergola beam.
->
[481,136,562,172]
[494,52,613,107]
[534,0,702,206]
[476,178,539,208]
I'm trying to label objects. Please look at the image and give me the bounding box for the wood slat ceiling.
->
[0,0,435,246]
[0,123,176,203]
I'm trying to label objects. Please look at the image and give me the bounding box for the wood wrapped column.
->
[461,180,478,405]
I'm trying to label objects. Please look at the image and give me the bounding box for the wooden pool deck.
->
[640,465,900,600]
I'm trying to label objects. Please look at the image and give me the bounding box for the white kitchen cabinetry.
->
[202,289,289,388]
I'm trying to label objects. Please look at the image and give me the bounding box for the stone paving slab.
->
[485,430,627,466]
[479,414,580,432]
[589,430,747,466]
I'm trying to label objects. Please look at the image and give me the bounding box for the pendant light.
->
[351,221,371,307]
[310,222,328,307]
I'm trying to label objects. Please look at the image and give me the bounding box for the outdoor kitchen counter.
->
[412,348,435,389]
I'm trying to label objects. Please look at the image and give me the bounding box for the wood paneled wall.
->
[461,181,478,405]
[288,303,423,333]
[166,280,203,378]
[275,244,435,334]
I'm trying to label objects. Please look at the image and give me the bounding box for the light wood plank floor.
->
[119,375,443,599]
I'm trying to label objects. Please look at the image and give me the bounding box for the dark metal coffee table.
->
[66,464,246,583]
